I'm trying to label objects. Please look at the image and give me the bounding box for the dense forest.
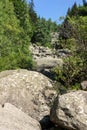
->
[0,0,87,90]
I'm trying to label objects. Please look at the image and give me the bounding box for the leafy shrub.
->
[52,55,83,89]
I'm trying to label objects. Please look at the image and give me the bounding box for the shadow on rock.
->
[39,115,55,130]
[40,115,68,130]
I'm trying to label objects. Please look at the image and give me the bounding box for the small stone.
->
[81,81,87,90]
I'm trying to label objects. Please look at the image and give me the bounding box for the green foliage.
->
[83,0,87,6]
[0,0,59,71]
[11,0,33,39]
[59,16,75,40]
[47,18,58,32]
[0,0,34,71]
[57,2,87,90]
[67,2,78,17]
[58,38,77,52]
[71,83,81,90]
[67,1,87,17]
[53,82,67,94]
[31,18,50,46]
[78,6,87,16]
[28,0,37,28]
[52,55,83,89]
[31,17,59,47]
[0,0,86,91]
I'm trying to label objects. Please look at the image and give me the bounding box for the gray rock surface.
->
[0,69,56,121]
[81,81,87,90]
[30,45,63,70]
[57,49,71,57]
[30,45,54,60]
[50,90,87,130]
[36,57,63,69]
[0,103,40,130]
[51,32,59,45]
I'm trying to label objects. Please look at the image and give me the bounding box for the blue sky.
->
[27,0,83,23]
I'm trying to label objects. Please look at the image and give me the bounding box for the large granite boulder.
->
[0,69,56,121]
[0,103,40,130]
[50,90,87,130]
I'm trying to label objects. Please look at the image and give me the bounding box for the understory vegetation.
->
[0,0,87,90]
[52,0,87,90]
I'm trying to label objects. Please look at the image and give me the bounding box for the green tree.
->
[47,18,58,32]
[11,0,33,40]
[31,17,59,47]
[57,2,87,90]
[0,0,33,71]
[59,16,74,41]
[31,18,51,46]
[28,0,37,28]
[78,5,87,16]
[67,2,78,17]
[83,0,87,6]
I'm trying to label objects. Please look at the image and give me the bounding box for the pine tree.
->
[28,0,37,28]
[70,2,78,16]
[83,0,87,6]
[31,18,51,46]
[67,7,71,16]
[0,0,33,71]
[11,0,33,39]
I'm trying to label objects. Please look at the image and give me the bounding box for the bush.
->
[52,55,83,89]
[0,51,34,71]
